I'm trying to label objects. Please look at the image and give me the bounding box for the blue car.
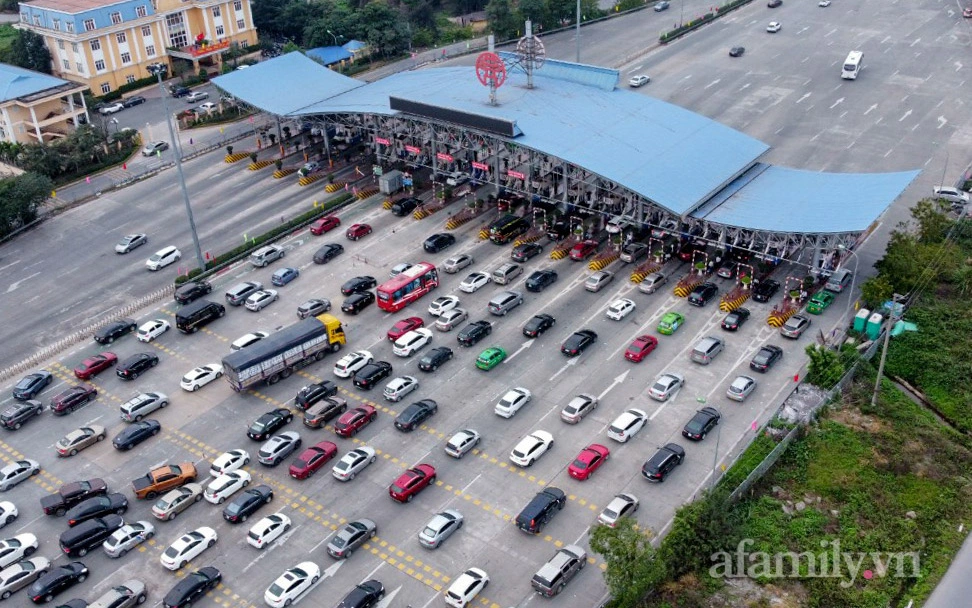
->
[271,267,300,286]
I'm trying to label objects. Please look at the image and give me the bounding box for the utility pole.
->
[870,293,904,408]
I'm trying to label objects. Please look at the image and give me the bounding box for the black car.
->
[682,407,721,441]
[341,276,377,296]
[170,85,191,97]
[511,242,543,262]
[28,561,89,604]
[294,381,338,410]
[115,353,159,380]
[1,400,44,430]
[394,399,438,432]
[222,485,273,523]
[525,269,558,292]
[65,493,128,526]
[94,318,137,344]
[750,344,784,372]
[418,347,453,372]
[546,220,569,240]
[423,233,456,253]
[561,329,597,357]
[337,579,385,608]
[58,515,124,557]
[688,282,719,307]
[642,443,685,482]
[341,291,375,314]
[729,46,745,57]
[721,307,751,331]
[353,361,393,390]
[523,314,555,338]
[390,197,420,217]
[174,280,212,305]
[247,408,293,441]
[122,95,146,107]
[313,243,345,264]
[457,321,492,347]
[113,419,161,450]
[163,567,222,608]
[752,279,780,302]
[12,370,52,400]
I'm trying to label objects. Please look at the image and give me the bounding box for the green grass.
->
[0,24,17,55]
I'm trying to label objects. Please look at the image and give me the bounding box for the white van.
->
[146,246,181,271]
[825,268,853,293]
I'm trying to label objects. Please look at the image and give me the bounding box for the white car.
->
[445,171,469,186]
[145,246,181,271]
[204,470,252,504]
[0,502,17,530]
[648,372,685,401]
[181,363,223,391]
[933,186,970,205]
[628,74,650,87]
[0,556,49,599]
[509,430,554,467]
[331,446,377,481]
[766,21,781,33]
[606,298,636,321]
[444,429,481,459]
[160,526,218,570]
[137,319,170,342]
[818,0,830,6]
[443,254,474,273]
[197,102,217,112]
[0,533,37,570]
[264,561,321,608]
[185,91,209,102]
[428,295,460,316]
[210,449,250,477]
[390,262,413,277]
[459,272,491,293]
[119,391,168,422]
[444,567,489,608]
[597,493,640,527]
[434,308,468,332]
[606,408,649,442]
[333,350,373,378]
[99,102,125,114]
[245,289,279,312]
[247,512,292,549]
[0,461,39,491]
[103,521,155,558]
[494,387,532,418]
[231,331,270,351]
[383,375,419,402]
[393,328,433,357]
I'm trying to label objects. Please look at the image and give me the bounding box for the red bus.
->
[376,262,440,312]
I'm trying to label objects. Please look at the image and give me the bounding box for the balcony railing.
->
[169,39,230,59]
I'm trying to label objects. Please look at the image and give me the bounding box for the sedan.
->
[383,375,419,402]
[50,385,97,415]
[389,464,436,502]
[418,346,453,372]
[264,562,320,607]
[688,282,719,307]
[458,320,492,346]
[0,503,16,530]
[560,394,597,424]
[12,371,52,401]
[434,308,468,332]
[475,346,506,371]
[222,486,273,523]
[115,234,148,253]
[418,509,463,549]
[525,269,558,292]
[331,446,377,481]
[729,46,745,57]
[0,557,50,600]
[387,317,424,342]
[780,314,812,338]
[819,0,831,5]
[310,216,341,235]
[509,430,554,467]
[112,419,161,450]
[598,493,639,527]
[137,319,170,342]
[444,568,488,607]
[327,519,376,558]
[654,0,670,10]
[807,291,836,314]
[336,580,384,608]
[716,261,738,279]
[752,278,781,302]
[561,329,597,357]
[607,409,649,442]
[28,561,88,604]
[649,372,685,401]
[297,298,331,319]
[247,513,292,549]
[568,443,610,480]
[334,405,377,437]
[522,313,555,338]
[93,318,137,344]
[65,493,128,527]
[625,335,658,363]
[210,449,249,477]
[99,102,124,114]
[394,399,438,432]
[151,483,203,521]
[0,401,43,431]
[727,375,757,401]
[204,471,251,504]
[196,101,217,112]
[628,74,650,87]
[245,289,279,311]
[160,527,218,570]
[258,432,302,466]
[682,407,721,441]
[444,429,480,458]
[73,352,118,380]
[511,242,543,262]
[443,254,474,273]
[423,233,456,253]
[141,141,169,156]
[121,96,146,108]
[271,267,300,286]
[459,272,491,293]
[334,350,374,378]
[180,363,223,391]
[352,362,393,390]
[428,295,460,316]
[56,426,106,457]
[569,240,598,260]
[163,567,221,608]
[346,224,373,240]
[115,352,159,380]
[103,521,154,558]
[606,298,636,321]
[341,276,377,295]
[721,308,751,331]
[657,311,685,335]
[294,381,338,410]
[766,21,781,32]
[246,408,293,441]
[289,441,338,479]
[751,344,784,372]
[584,271,614,292]
[341,291,375,314]
[494,387,531,418]
[313,243,344,264]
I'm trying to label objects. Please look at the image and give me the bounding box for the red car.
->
[310,216,341,235]
[569,240,598,261]
[73,352,118,380]
[51,385,98,415]
[624,335,658,363]
[567,444,610,481]
[346,224,373,241]
[388,464,436,503]
[387,317,424,342]
[334,405,377,438]
[289,440,338,479]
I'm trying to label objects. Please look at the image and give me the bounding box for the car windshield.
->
[754,353,769,363]
[602,507,618,519]
[652,380,669,392]
[14,378,32,389]
[331,536,347,548]
[686,419,703,433]
[629,343,645,353]
[225,503,243,514]
[572,459,588,469]
[268,583,285,597]
[164,546,179,558]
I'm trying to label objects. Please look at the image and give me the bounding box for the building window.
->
[121,52,131,64]
[237,19,245,29]
[19,12,26,23]
[32,15,40,26]
[76,62,84,73]
[141,25,151,37]
[62,59,70,70]
[215,25,224,37]
[212,6,221,17]
[57,40,64,50]
[110,12,121,25]
[240,40,248,49]
[165,12,188,48]
[52,19,60,30]
[145,44,156,57]
[66,22,74,33]
[126,74,136,84]
[72,42,78,52]
[95,59,105,71]
[90,39,101,51]
[83,19,95,31]
[234,0,242,10]
[116,32,127,43]
[100,82,111,94]
[136,6,147,18]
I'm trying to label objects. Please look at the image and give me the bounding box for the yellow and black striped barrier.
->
[324,181,345,193]
[629,261,661,283]
[719,292,751,312]
[224,152,251,163]
[479,228,490,240]
[673,276,704,298]
[298,174,325,186]
[248,160,275,171]
[272,168,297,179]
[356,187,379,200]
[512,233,543,248]
[446,216,474,230]
[550,245,572,260]
[589,253,619,271]
[768,307,796,327]
[382,199,393,210]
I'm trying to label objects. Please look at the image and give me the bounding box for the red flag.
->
[793,374,799,382]
[122,162,127,170]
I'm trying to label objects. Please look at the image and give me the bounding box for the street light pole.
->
[326,29,339,46]
[147,63,205,272]
[837,245,861,330]
[871,293,903,408]
[575,0,581,62]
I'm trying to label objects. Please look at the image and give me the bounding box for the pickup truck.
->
[41,478,108,516]
[131,463,197,500]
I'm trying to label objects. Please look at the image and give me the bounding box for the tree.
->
[589,516,664,607]
[486,0,519,40]
[518,0,548,29]
[805,343,847,388]
[357,1,410,57]
[0,171,53,237]
[911,198,953,244]
[8,30,52,74]
[860,275,893,310]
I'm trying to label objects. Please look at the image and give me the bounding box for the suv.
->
[515,487,566,534]
[391,197,420,217]
[487,291,523,316]
[690,336,724,365]
[225,281,262,306]
[1,400,44,430]
[642,443,685,482]
[58,514,124,557]
[687,282,719,306]
[491,263,522,285]
[531,545,587,597]
[303,397,348,428]
[249,244,285,267]
[174,280,212,305]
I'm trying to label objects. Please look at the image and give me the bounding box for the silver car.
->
[0,460,39,491]
[443,254,473,274]
[444,429,481,458]
[120,391,168,422]
[418,509,463,549]
[151,483,203,521]
[327,519,376,559]
[331,447,377,481]
[115,234,147,254]
[726,375,757,402]
[258,432,301,466]
[435,308,468,332]
[297,298,330,319]
[88,579,146,608]
[103,521,155,558]
[648,373,685,402]
[0,556,50,600]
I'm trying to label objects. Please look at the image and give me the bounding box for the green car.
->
[806,291,836,314]
[657,312,685,335]
[476,346,507,370]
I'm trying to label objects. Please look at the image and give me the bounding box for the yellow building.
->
[17,0,259,95]
[0,63,88,143]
